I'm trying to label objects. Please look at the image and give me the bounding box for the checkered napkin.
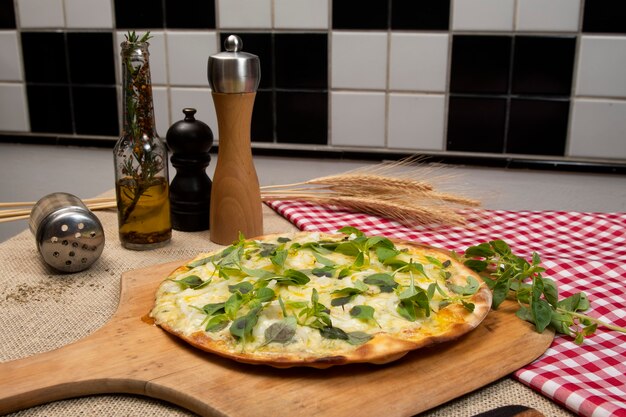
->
[266,200,626,417]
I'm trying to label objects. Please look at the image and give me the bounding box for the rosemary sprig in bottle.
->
[117,31,165,226]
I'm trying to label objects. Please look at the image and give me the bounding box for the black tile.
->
[332,0,389,30]
[165,0,215,28]
[251,90,274,142]
[27,85,73,133]
[21,32,68,84]
[114,0,164,29]
[72,86,119,136]
[391,0,450,30]
[447,96,506,153]
[276,91,328,145]
[450,35,512,95]
[67,32,116,85]
[583,0,626,34]
[512,36,576,96]
[0,0,16,29]
[506,98,569,156]
[275,34,327,90]
[220,33,273,89]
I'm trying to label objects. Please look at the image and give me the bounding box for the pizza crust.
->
[150,231,492,368]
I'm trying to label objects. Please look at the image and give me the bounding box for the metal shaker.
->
[29,192,105,273]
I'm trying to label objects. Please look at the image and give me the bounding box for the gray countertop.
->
[1,142,624,244]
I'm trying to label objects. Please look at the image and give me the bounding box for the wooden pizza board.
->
[0,260,554,416]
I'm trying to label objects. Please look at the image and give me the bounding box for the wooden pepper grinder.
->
[207,35,263,244]
[166,108,214,231]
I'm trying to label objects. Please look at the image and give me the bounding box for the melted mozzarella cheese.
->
[150,232,466,356]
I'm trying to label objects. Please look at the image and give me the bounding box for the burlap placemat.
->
[0,196,573,416]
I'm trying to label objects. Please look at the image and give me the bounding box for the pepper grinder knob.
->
[166,108,214,232]
[224,34,242,52]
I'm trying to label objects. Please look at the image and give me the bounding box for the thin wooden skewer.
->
[0,201,118,223]
[0,197,115,209]
[0,214,29,223]
[0,210,30,219]
[87,202,118,210]
[0,202,38,209]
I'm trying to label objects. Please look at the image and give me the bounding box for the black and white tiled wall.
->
[1,0,625,165]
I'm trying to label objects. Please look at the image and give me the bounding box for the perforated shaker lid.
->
[208,35,260,94]
[29,192,105,273]
[37,208,105,273]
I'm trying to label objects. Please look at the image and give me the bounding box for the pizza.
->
[149,227,492,368]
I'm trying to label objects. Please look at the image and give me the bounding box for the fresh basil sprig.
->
[462,240,626,344]
[396,264,431,321]
[447,275,480,296]
[298,288,332,329]
[319,326,373,345]
[363,273,398,293]
[261,317,297,347]
[330,280,368,307]
[335,226,396,269]
[170,274,207,290]
[350,305,381,328]
[230,306,262,343]
[187,233,247,268]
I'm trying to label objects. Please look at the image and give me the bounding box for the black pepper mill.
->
[166,108,214,231]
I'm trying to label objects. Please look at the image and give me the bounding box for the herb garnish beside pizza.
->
[149,227,492,368]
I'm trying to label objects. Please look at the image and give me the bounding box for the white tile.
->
[114,32,124,84]
[167,32,218,87]
[116,31,168,86]
[568,99,626,160]
[274,0,329,29]
[516,0,580,32]
[169,87,218,141]
[17,0,65,28]
[389,33,448,93]
[64,0,113,28]
[575,36,626,98]
[331,92,385,147]
[153,86,170,139]
[0,83,29,132]
[452,0,514,31]
[218,0,272,29]
[0,32,23,81]
[331,32,387,90]
[388,94,445,151]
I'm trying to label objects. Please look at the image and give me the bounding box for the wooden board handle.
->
[0,336,146,414]
[210,92,263,245]
[0,265,175,415]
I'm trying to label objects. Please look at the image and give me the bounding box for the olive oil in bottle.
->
[115,176,171,248]
[114,32,171,250]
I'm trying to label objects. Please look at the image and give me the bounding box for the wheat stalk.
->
[261,157,481,227]
[296,196,469,227]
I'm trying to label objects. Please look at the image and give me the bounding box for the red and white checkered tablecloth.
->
[266,200,626,417]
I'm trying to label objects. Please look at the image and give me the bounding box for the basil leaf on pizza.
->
[150,230,492,368]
